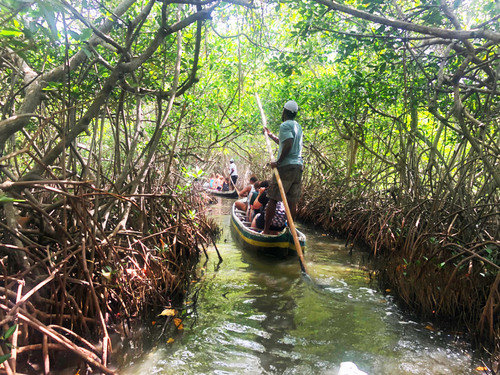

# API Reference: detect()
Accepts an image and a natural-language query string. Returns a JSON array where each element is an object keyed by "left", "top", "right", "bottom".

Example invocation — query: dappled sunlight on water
[{"left": 121, "top": 198, "right": 482, "bottom": 375}]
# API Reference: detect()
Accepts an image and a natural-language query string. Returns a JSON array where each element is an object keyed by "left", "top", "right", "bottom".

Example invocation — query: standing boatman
[
  {"left": 262, "top": 100, "right": 303, "bottom": 235},
  {"left": 229, "top": 158, "right": 238, "bottom": 187}
]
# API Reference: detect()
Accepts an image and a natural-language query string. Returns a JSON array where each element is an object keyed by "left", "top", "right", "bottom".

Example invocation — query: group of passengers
[
  {"left": 236, "top": 175, "right": 287, "bottom": 234},
  {"left": 205, "top": 158, "right": 238, "bottom": 192},
  {"left": 207, "top": 99, "right": 303, "bottom": 236},
  {"left": 206, "top": 173, "right": 231, "bottom": 191}
]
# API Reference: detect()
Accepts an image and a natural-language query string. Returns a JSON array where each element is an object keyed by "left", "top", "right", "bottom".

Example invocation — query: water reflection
[
  {"left": 121, "top": 198, "right": 481, "bottom": 374},
  {"left": 240, "top": 251, "right": 301, "bottom": 373}
]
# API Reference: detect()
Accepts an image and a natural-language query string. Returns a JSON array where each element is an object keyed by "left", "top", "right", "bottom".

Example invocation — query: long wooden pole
[
  {"left": 229, "top": 174, "right": 240, "bottom": 196},
  {"left": 255, "top": 93, "right": 307, "bottom": 273}
]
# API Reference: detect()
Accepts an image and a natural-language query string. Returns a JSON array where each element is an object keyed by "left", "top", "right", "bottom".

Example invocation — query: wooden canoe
[
  {"left": 230, "top": 200, "right": 306, "bottom": 257},
  {"left": 205, "top": 188, "right": 239, "bottom": 198}
]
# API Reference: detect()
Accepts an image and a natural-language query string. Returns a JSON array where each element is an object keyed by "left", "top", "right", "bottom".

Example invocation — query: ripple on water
[
  {"left": 212, "top": 349, "right": 264, "bottom": 374},
  {"left": 248, "top": 314, "right": 267, "bottom": 321},
  {"left": 221, "top": 321, "right": 271, "bottom": 339}
]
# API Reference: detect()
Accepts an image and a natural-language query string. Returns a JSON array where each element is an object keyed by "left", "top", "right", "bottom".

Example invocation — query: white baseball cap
[
  {"left": 230, "top": 158, "right": 234, "bottom": 162},
  {"left": 284, "top": 100, "right": 298, "bottom": 113}
]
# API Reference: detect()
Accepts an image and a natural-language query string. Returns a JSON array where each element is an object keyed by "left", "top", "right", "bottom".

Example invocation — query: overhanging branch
[{"left": 313, "top": 0, "right": 500, "bottom": 43}]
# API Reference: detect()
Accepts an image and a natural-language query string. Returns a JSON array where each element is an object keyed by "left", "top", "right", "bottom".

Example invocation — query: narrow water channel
[{"left": 122, "top": 198, "right": 482, "bottom": 374}]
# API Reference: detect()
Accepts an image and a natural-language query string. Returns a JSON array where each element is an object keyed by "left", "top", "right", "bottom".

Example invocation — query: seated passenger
[
  {"left": 222, "top": 177, "right": 230, "bottom": 191},
  {"left": 209, "top": 174, "right": 216, "bottom": 189},
  {"left": 246, "top": 181, "right": 261, "bottom": 221},
  {"left": 215, "top": 174, "right": 224, "bottom": 190},
  {"left": 250, "top": 181, "right": 286, "bottom": 232},
  {"left": 249, "top": 180, "right": 268, "bottom": 215},
  {"left": 238, "top": 176, "right": 258, "bottom": 198},
  {"left": 235, "top": 176, "right": 259, "bottom": 211}
]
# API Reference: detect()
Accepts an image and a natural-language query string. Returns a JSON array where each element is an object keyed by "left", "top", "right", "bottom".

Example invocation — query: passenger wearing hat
[
  {"left": 229, "top": 158, "right": 238, "bottom": 187},
  {"left": 262, "top": 100, "right": 303, "bottom": 235}
]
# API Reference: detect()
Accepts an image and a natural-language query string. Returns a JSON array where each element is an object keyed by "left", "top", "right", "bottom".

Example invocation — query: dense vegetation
[{"left": 0, "top": 0, "right": 498, "bottom": 372}]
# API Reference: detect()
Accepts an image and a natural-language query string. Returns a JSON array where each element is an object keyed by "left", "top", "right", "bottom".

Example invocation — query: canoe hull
[
  {"left": 230, "top": 201, "right": 306, "bottom": 258},
  {"left": 205, "top": 188, "right": 238, "bottom": 198}
]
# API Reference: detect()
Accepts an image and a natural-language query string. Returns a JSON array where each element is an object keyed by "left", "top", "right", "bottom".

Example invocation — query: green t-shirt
[
  {"left": 278, "top": 120, "right": 303, "bottom": 166},
  {"left": 249, "top": 190, "right": 259, "bottom": 206}
]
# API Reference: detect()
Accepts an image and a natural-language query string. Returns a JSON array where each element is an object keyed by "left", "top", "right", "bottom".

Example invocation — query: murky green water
[{"left": 121, "top": 199, "right": 481, "bottom": 374}]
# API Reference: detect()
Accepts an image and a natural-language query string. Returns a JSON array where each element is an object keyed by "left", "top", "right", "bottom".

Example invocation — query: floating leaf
[
  {"left": 424, "top": 324, "right": 435, "bottom": 331},
  {"left": 476, "top": 366, "right": 488, "bottom": 371},
  {"left": 158, "top": 308, "right": 176, "bottom": 317},
  {"left": 167, "top": 338, "right": 174, "bottom": 344}
]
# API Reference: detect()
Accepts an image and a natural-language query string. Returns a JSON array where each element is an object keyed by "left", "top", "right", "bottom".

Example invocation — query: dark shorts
[
  {"left": 231, "top": 175, "right": 238, "bottom": 185},
  {"left": 267, "top": 164, "right": 303, "bottom": 203}
]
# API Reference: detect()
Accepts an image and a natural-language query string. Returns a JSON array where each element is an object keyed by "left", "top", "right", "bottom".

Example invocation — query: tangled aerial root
[
  {"left": 0, "top": 181, "right": 217, "bottom": 374},
  {"left": 298, "top": 178, "right": 499, "bottom": 366}
]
